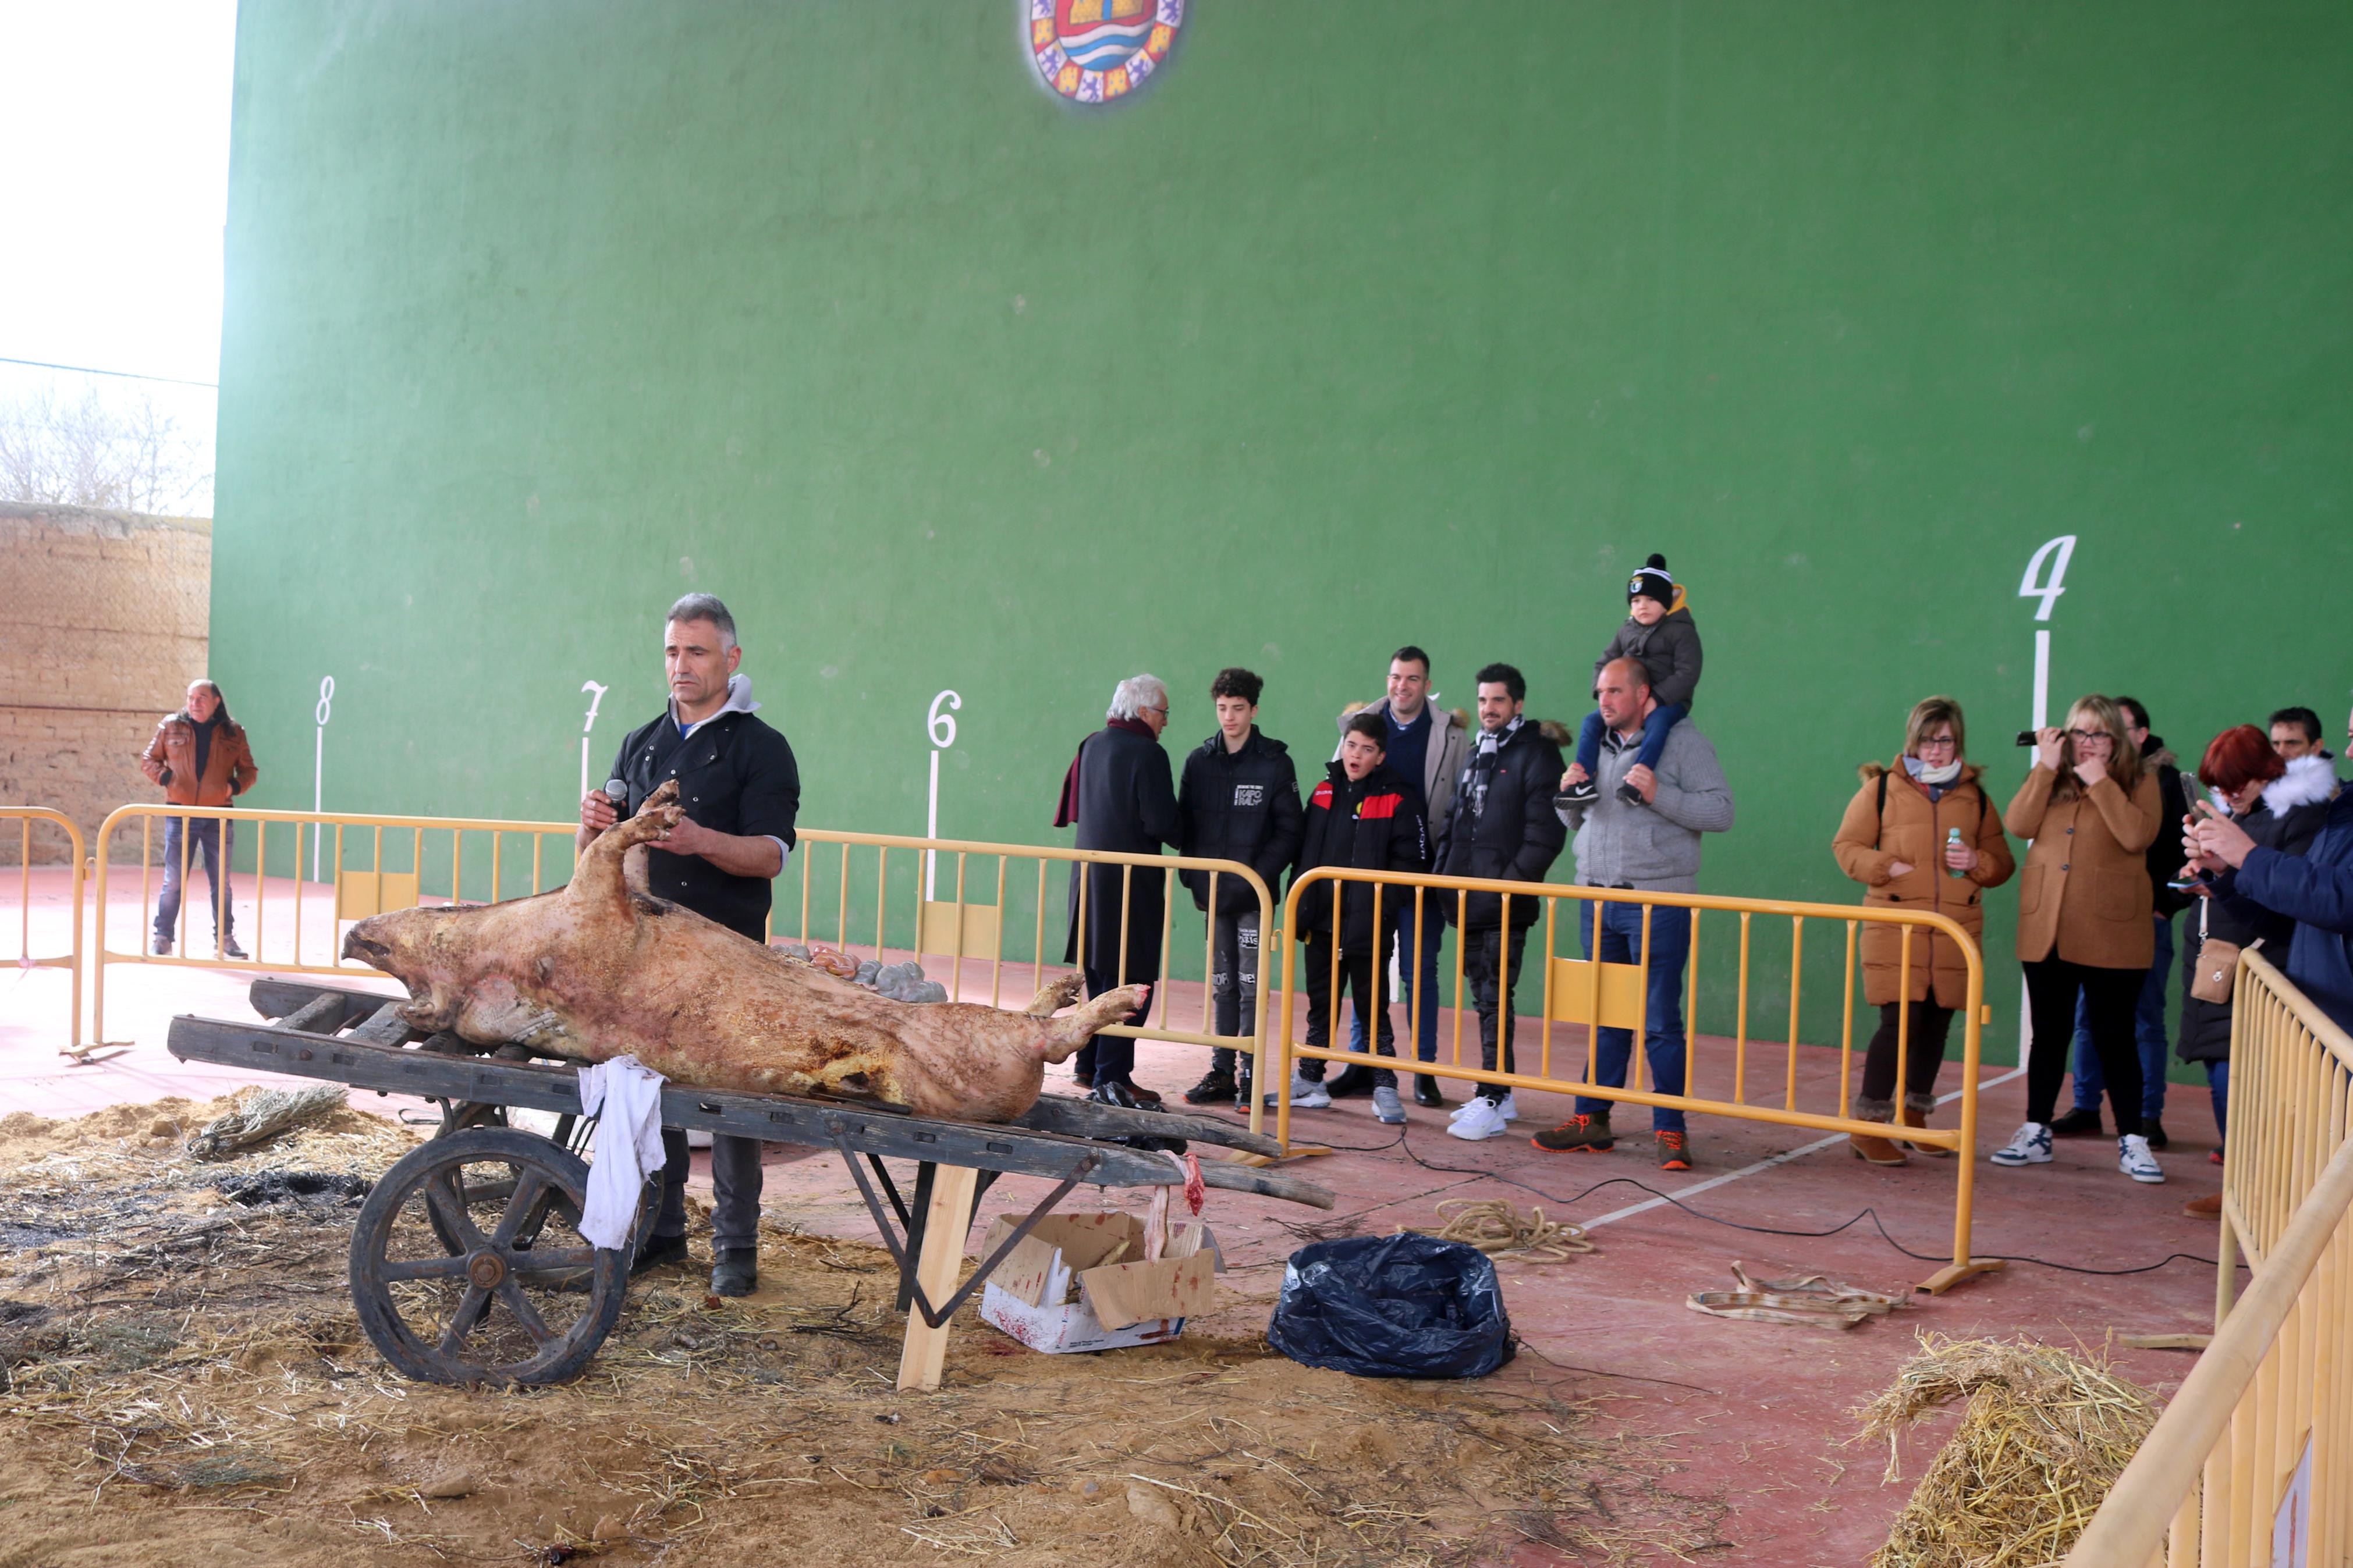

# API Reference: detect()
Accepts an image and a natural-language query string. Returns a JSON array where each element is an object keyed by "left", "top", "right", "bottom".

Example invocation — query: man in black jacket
[
  {"left": 579, "top": 594, "right": 801, "bottom": 1297},
  {"left": 2053, "top": 696, "right": 2191, "bottom": 1146},
  {"left": 1288, "top": 713, "right": 1431, "bottom": 1125},
  {"left": 1177, "top": 668, "right": 1304, "bottom": 1106},
  {"left": 1056, "top": 674, "right": 1181, "bottom": 1106},
  {"left": 1435, "top": 663, "right": 1568, "bottom": 1142}
]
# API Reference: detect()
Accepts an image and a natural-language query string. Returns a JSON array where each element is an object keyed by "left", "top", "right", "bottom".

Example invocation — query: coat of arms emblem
[{"left": 1028, "top": 0, "right": 1184, "bottom": 104}]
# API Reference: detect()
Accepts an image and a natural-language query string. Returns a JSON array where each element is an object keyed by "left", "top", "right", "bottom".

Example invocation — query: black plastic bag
[{"left": 1266, "top": 1233, "right": 1514, "bottom": 1379}]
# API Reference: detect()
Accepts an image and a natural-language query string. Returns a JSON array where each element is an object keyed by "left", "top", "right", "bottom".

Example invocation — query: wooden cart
[{"left": 168, "top": 978, "right": 1332, "bottom": 1391}]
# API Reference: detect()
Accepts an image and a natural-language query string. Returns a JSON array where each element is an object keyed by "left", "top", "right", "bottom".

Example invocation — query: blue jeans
[
  {"left": 1576, "top": 702, "right": 1690, "bottom": 777},
  {"left": 155, "top": 815, "right": 236, "bottom": 945},
  {"left": 2070, "top": 914, "right": 2174, "bottom": 1119},
  {"left": 1573, "top": 901, "right": 1691, "bottom": 1132},
  {"left": 1346, "top": 898, "right": 1443, "bottom": 1064},
  {"left": 2208, "top": 1058, "right": 2230, "bottom": 1143}
]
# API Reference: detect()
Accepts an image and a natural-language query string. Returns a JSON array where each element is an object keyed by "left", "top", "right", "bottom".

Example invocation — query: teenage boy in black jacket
[
  {"left": 1286, "top": 713, "right": 1431, "bottom": 1125},
  {"left": 1177, "top": 668, "right": 1305, "bottom": 1105},
  {"left": 1435, "top": 663, "right": 1568, "bottom": 1142}
]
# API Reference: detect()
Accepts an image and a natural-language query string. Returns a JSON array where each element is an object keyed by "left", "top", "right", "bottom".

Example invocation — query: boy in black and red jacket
[{"left": 1287, "top": 712, "right": 1432, "bottom": 1125}]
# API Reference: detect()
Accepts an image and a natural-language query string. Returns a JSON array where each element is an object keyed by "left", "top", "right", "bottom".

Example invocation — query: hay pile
[{"left": 1856, "top": 1333, "right": 2160, "bottom": 1568}]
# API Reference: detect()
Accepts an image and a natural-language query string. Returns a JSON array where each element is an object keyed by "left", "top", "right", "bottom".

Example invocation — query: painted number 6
[{"left": 927, "top": 690, "right": 961, "bottom": 750}]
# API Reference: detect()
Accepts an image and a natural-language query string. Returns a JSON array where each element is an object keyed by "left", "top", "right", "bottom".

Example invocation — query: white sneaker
[
  {"left": 1989, "top": 1122, "right": 2053, "bottom": 1167},
  {"left": 2119, "top": 1134, "right": 2166, "bottom": 1184},
  {"left": 1448, "top": 1091, "right": 1516, "bottom": 1123},
  {"left": 1445, "top": 1097, "right": 1511, "bottom": 1141},
  {"left": 1289, "top": 1073, "right": 1331, "bottom": 1110}
]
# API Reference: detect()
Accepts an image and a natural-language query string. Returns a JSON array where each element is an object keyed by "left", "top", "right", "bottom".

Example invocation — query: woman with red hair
[{"left": 2175, "top": 726, "right": 2334, "bottom": 1213}]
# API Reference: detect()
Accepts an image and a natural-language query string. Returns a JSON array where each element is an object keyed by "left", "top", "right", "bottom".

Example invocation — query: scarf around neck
[{"left": 1905, "top": 755, "right": 1962, "bottom": 788}]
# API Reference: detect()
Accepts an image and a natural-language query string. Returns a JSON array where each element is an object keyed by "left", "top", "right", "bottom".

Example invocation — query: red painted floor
[{"left": 1, "top": 872, "right": 2230, "bottom": 1562}]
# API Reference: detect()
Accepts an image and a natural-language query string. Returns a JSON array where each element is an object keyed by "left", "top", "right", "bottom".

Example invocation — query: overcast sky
[{"left": 0, "top": 1, "right": 237, "bottom": 385}]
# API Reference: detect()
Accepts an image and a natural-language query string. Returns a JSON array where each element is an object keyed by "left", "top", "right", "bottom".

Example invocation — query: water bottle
[{"left": 1944, "top": 826, "right": 1965, "bottom": 877}]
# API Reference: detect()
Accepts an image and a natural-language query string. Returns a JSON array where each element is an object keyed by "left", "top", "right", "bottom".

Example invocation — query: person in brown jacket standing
[
  {"left": 138, "top": 680, "right": 260, "bottom": 957},
  {"left": 1832, "top": 697, "right": 2014, "bottom": 1164},
  {"left": 1991, "top": 694, "right": 2164, "bottom": 1182}
]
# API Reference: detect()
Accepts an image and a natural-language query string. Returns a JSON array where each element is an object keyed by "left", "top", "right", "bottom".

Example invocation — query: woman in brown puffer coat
[
  {"left": 1832, "top": 697, "right": 2014, "bottom": 1164},
  {"left": 1993, "top": 694, "right": 2166, "bottom": 1183}
]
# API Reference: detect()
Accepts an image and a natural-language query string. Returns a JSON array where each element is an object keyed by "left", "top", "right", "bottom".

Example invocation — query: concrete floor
[{"left": 2, "top": 866, "right": 2233, "bottom": 1562}]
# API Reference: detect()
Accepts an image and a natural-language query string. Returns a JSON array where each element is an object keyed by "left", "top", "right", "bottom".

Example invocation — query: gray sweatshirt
[{"left": 1555, "top": 716, "right": 1736, "bottom": 891}]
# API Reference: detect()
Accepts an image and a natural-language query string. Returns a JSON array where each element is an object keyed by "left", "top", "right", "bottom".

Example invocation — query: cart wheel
[{"left": 350, "top": 1126, "right": 626, "bottom": 1385}]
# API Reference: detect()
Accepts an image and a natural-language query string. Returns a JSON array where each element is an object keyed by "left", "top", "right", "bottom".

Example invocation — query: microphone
[{"left": 605, "top": 779, "right": 630, "bottom": 822}]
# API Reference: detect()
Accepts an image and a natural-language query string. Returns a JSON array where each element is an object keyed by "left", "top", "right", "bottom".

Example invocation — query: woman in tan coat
[
  {"left": 1992, "top": 694, "right": 2165, "bottom": 1182},
  {"left": 1832, "top": 697, "right": 2014, "bottom": 1165}
]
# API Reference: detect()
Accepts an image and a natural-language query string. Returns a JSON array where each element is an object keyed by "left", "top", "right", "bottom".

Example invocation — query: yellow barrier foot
[{"left": 1914, "top": 1257, "right": 2007, "bottom": 1295}]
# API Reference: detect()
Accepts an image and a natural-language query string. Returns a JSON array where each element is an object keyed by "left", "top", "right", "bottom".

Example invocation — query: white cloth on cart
[{"left": 577, "top": 1055, "right": 666, "bottom": 1251}]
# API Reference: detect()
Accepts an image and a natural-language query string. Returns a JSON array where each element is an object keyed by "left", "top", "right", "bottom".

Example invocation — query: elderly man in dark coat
[{"left": 1055, "top": 673, "right": 1181, "bottom": 1105}]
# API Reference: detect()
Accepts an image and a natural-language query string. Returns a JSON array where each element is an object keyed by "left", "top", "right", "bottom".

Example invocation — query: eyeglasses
[
  {"left": 2068, "top": 729, "right": 2111, "bottom": 744},
  {"left": 1915, "top": 736, "right": 1958, "bottom": 752}
]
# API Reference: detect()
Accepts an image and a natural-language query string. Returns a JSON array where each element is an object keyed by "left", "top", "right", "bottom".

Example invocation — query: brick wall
[{"left": 0, "top": 502, "right": 211, "bottom": 864}]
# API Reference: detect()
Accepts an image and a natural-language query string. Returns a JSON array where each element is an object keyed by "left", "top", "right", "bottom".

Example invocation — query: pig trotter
[
  {"left": 1037, "top": 983, "right": 1150, "bottom": 1064},
  {"left": 1023, "top": 972, "right": 1086, "bottom": 1018}
]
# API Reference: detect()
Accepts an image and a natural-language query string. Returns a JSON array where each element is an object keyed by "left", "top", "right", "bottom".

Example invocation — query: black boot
[
  {"left": 630, "top": 1231, "right": 689, "bottom": 1277},
  {"left": 1413, "top": 1073, "right": 1446, "bottom": 1108},
  {"left": 1325, "top": 1064, "right": 1377, "bottom": 1099},
  {"left": 712, "top": 1247, "right": 759, "bottom": 1297},
  {"left": 2049, "top": 1107, "right": 2103, "bottom": 1137}
]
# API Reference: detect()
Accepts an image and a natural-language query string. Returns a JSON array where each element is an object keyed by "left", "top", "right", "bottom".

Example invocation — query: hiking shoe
[
  {"left": 2119, "top": 1134, "right": 2165, "bottom": 1185},
  {"left": 218, "top": 937, "right": 247, "bottom": 960},
  {"left": 151, "top": 935, "right": 173, "bottom": 957},
  {"left": 1655, "top": 1130, "right": 1692, "bottom": 1171},
  {"left": 1289, "top": 1073, "right": 1332, "bottom": 1110},
  {"left": 2144, "top": 1119, "right": 2169, "bottom": 1151},
  {"left": 1450, "top": 1091, "right": 1516, "bottom": 1123},
  {"left": 1556, "top": 777, "right": 1598, "bottom": 807},
  {"left": 630, "top": 1231, "right": 690, "bottom": 1278},
  {"left": 711, "top": 1247, "right": 759, "bottom": 1297},
  {"left": 1445, "top": 1096, "right": 1512, "bottom": 1142},
  {"left": 2048, "top": 1107, "right": 2103, "bottom": 1137},
  {"left": 1183, "top": 1070, "right": 1237, "bottom": 1105},
  {"left": 1412, "top": 1074, "right": 1446, "bottom": 1108},
  {"left": 1531, "top": 1114, "right": 1615, "bottom": 1154},
  {"left": 1371, "top": 1086, "right": 1406, "bottom": 1125},
  {"left": 1990, "top": 1122, "right": 2054, "bottom": 1167}
]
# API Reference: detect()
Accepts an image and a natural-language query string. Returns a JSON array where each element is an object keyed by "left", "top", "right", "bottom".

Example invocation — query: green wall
[{"left": 214, "top": 3, "right": 2353, "bottom": 1062}]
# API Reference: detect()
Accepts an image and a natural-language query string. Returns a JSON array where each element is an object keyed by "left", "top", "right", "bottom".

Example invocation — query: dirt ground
[{"left": 0, "top": 1097, "right": 1730, "bottom": 1567}]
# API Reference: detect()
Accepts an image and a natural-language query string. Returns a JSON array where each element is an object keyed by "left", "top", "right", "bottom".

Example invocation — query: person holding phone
[{"left": 1992, "top": 695, "right": 2165, "bottom": 1183}]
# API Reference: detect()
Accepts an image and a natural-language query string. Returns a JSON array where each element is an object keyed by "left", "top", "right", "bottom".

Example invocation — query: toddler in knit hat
[{"left": 1560, "top": 554, "right": 1704, "bottom": 806}]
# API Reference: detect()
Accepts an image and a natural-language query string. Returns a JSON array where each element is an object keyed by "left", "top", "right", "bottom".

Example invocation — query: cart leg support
[{"left": 896, "top": 1165, "right": 978, "bottom": 1393}]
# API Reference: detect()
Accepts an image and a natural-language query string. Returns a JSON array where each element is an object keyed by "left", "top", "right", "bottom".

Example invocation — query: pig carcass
[{"left": 340, "top": 782, "right": 1149, "bottom": 1122}]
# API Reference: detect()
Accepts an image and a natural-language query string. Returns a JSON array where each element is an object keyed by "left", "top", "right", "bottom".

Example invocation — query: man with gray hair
[
  {"left": 580, "top": 593, "right": 801, "bottom": 1295},
  {"left": 1054, "top": 673, "right": 1180, "bottom": 1107}
]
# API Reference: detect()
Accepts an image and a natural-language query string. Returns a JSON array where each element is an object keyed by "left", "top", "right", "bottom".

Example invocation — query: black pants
[
  {"left": 2024, "top": 958, "right": 2149, "bottom": 1135},
  {"left": 1071, "top": 963, "right": 1140, "bottom": 1084},
  {"left": 1461, "top": 924, "right": 1531, "bottom": 1104},
  {"left": 1858, "top": 1001, "right": 1957, "bottom": 1110},
  {"left": 651, "top": 1129, "right": 764, "bottom": 1253},
  {"left": 1206, "top": 910, "right": 1261, "bottom": 1075},
  {"left": 1303, "top": 933, "right": 1397, "bottom": 1089}
]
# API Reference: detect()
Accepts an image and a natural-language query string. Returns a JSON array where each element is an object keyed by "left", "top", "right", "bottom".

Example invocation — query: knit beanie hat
[{"left": 1627, "top": 553, "right": 1676, "bottom": 606}]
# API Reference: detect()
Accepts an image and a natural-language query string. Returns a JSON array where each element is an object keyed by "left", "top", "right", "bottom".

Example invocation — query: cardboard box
[{"left": 977, "top": 1211, "right": 1218, "bottom": 1354}]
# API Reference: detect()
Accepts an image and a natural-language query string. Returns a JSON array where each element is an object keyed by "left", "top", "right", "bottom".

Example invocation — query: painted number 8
[
  {"left": 927, "top": 689, "right": 961, "bottom": 750},
  {"left": 315, "top": 675, "right": 336, "bottom": 727}
]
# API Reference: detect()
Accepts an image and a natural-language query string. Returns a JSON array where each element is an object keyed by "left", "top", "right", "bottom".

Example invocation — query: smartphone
[{"left": 2015, "top": 730, "right": 2038, "bottom": 748}]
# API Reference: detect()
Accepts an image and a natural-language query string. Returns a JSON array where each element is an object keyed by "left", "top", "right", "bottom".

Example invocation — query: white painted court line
[{"left": 1580, "top": 1064, "right": 2027, "bottom": 1230}]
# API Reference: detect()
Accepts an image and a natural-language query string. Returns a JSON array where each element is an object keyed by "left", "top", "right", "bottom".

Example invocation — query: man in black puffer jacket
[
  {"left": 1177, "top": 668, "right": 1305, "bottom": 1105},
  {"left": 1286, "top": 713, "right": 1431, "bottom": 1126},
  {"left": 1435, "top": 662, "right": 1570, "bottom": 1142}
]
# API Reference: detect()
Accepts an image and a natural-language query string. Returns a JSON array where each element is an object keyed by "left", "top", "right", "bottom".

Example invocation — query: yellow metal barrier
[
  {"left": 3, "top": 808, "right": 87, "bottom": 1048},
  {"left": 91, "top": 803, "right": 583, "bottom": 1041},
  {"left": 1274, "top": 866, "right": 2001, "bottom": 1293},
  {"left": 787, "top": 829, "right": 1276, "bottom": 1132},
  {"left": 90, "top": 805, "right": 1276, "bottom": 1129},
  {"left": 2065, "top": 950, "right": 2353, "bottom": 1567}
]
